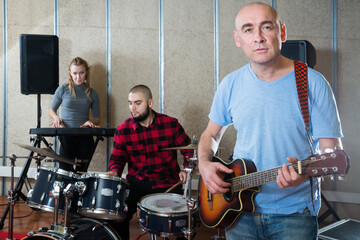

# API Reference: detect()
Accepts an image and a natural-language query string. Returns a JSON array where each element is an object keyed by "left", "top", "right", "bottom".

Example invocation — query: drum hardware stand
[
  {"left": 183, "top": 142, "right": 198, "bottom": 240},
  {"left": 210, "top": 228, "right": 225, "bottom": 240},
  {"left": 63, "top": 183, "right": 77, "bottom": 233},
  {"left": 5, "top": 154, "right": 19, "bottom": 240},
  {"left": 0, "top": 135, "right": 52, "bottom": 230},
  {"left": 50, "top": 182, "right": 61, "bottom": 229}
]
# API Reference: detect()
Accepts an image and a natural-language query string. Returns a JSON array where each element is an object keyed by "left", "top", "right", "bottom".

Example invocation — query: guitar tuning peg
[
  {"left": 334, "top": 146, "right": 342, "bottom": 150},
  {"left": 338, "top": 175, "right": 345, "bottom": 181}
]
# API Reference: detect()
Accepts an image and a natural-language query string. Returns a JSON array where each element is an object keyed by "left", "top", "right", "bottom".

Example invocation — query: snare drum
[
  {"left": 137, "top": 193, "right": 199, "bottom": 237},
  {"left": 78, "top": 173, "right": 128, "bottom": 220},
  {"left": 26, "top": 167, "right": 80, "bottom": 214},
  {"left": 21, "top": 217, "right": 121, "bottom": 240}
]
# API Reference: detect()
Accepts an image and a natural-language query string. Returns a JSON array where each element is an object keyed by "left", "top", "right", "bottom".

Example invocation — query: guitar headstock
[{"left": 303, "top": 149, "right": 350, "bottom": 178}]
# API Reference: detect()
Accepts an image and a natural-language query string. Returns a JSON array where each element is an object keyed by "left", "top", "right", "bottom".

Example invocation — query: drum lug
[
  {"left": 27, "top": 189, "right": 33, "bottom": 198},
  {"left": 117, "top": 184, "right": 121, "bottom": 194},
  {"left": 115, "top": 199, "right": 121, "bottom": 208},
  {"left": 92, "top": 196, "right": 96, "bottom": 208},
  {"left": 168, "top": 218, "right": 172, "bottom": 234},
  {"left": 124, "top": 203, "right": 128, "bottom": 213},
  {"left": 146, "top": 214, "right": 149, "bottom": 228},
  {"left": 78, "top": 199, "right": 83, "bottom": 207},
  {"left": 47, "top": 173, "right": 51, "bottom": 182},
  {"left": 94, "top": 179, "right": 98, "bottom": 190},
  {"left": 40, "top": 192, "right": 45, "bottom": 203}
]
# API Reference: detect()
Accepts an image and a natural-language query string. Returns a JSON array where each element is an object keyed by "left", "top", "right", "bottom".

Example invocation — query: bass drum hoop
[{"left": 21, "top": 218, "right": 121, "bottom": 240}]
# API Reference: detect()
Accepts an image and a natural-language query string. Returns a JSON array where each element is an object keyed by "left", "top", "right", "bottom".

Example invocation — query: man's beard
[{"left": 132, "top": 106, "right": 150, "bottom": 123}]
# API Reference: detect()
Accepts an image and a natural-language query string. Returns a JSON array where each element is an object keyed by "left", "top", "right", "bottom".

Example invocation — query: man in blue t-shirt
[{"left": 198, "top": 2, "right": 343, "bottom": 240}]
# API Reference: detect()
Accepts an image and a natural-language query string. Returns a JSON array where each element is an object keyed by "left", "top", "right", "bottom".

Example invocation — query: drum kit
[
  {"left": 5, "top": 144, "right": 126, "bottom": 240},
  {"left": 4, "top": 138, "right": 215, "bottom": 240}
]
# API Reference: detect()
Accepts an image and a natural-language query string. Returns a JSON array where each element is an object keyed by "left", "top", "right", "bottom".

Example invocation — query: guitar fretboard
[{"left": 228, "top": 156, "right": 325, "bottom": 192}]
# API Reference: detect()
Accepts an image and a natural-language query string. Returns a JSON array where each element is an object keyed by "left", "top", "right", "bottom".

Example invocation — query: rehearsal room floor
[{"left": 0, "top": 196, "right": 222, "bottom": 240}]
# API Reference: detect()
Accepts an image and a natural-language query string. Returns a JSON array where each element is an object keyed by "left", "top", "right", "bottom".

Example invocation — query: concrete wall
[{"left": 0, "top": 0, "right": 359, "bottom": 221}]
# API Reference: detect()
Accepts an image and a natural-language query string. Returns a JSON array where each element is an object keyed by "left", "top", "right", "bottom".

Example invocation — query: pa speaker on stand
[
  {"left": 281, "top": 40, "right": 316, "bottom": 68},
  {"left": 20, "top": 34, "right": 59, "bottom": 95}
]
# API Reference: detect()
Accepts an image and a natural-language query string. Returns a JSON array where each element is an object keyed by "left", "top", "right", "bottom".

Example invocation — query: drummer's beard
[{"left": 132, "top": 106, "right": 150, "bottom": 123}]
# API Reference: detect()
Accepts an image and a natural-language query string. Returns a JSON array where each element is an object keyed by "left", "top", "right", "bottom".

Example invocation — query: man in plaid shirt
[{"left": 107, "top": 84, "right": 193, "bottom": 240}]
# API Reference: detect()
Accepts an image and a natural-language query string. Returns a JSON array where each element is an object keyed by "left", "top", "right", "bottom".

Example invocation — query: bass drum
[{"left": 21, "top": 218, "right": 121, "bottom": 240}]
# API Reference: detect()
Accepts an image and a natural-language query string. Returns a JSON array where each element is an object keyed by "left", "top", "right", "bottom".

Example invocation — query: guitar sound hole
[{"left": 223, "top": 172, "right": 235, "bottom": 201}]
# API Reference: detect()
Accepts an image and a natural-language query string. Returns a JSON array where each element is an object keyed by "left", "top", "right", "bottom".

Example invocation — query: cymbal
[
  {"left": 163, "top": 143, "right": 198, "bottom": 150},
  {"left": 16, "top": 143, "right": 80, "bottom": 166}
]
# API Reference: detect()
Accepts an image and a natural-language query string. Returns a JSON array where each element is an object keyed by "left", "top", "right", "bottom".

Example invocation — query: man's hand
[
  {"left": 179, "top": 171, "right": 187, "bottom": 183},
  {"left": 199, "top": 160, "right": 233, "bottom": 194},
  {"left": 276, "top": 156, "right": 307, "bottom": 189},
  {"left": 105, "top": 171, "right": 119, "bottom": 176}
]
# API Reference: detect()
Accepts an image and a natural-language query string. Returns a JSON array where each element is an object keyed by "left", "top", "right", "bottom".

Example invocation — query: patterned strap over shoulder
[{"left": 294, "top": 60, "right": 310, "bottom": 133}]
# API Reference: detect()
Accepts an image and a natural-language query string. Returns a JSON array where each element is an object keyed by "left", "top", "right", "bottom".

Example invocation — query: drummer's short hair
[{"left": 129, "top": 84, "right": 153, "bottom": 100}]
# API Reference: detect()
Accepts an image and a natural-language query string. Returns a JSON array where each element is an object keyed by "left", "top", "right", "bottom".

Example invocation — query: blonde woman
[{"left": 49, "top": 57, "right": 100, "bottom": 172}]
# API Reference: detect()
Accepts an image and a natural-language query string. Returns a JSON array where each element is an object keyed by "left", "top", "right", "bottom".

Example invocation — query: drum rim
[
  {"left": 80, "top": 173, "right": 127, "bottom": 183},
  {"left": 37, "top": 166, "right": 54, "bottom": 172},
  {"left": 138, "top": 193, "right": 197, "bottom": 216},
  {"left": 69, "top": 217, "right": 122, "bottom": 239},
  {"left": 23, "top": 218, "right": 121, "bottom": 240},
  {"left": 78, "top": 208, "right": 124, "bottom": 220},
  {"left": 26, "top": 200, "right": 65, "bottom": 214}
]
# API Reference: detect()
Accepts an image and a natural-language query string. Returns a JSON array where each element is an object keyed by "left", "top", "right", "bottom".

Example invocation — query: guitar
[{"left": 198, "top": 149, "right": 350, "bottom": 229}]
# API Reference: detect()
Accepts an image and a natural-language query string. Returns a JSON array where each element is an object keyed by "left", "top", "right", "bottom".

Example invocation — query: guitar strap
[{"left": 294, "top": 60, "right": 316, "bottom": 211}]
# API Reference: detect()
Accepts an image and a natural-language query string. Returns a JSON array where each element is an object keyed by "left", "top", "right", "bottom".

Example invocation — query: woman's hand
[
  {"left": 49, "top": 117, "right": 65, "bottom": 128},
  {"left": 80, "top": 120, "right": 99, "bottom": 128}
]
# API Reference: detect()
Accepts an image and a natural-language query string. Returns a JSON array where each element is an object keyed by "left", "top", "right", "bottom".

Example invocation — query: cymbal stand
[
  {"left": 183, "top": 149, "right": 198, "bottom": 240},
  {"left": 0, "top": 135, "right": 52, "bottom": 230},
  {"left": 210, "top": 228, "right": 225, "bottom": 240},
  {"left": 6, "top": 154, "right": 18, "bottom": 240}
]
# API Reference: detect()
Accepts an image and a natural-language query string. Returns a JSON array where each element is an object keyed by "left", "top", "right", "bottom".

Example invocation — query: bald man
[
  {"left": 107, "top": 84, "right": 192, "bottom": 240},
  {"left": 198, "top": 2, "right": 343, "bottom": 239}
]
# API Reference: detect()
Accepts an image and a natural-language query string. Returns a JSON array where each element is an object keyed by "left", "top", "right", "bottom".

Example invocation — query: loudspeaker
[
  {"left": 281, "top": 40, "right": 316, "bottom": 68},
  {"left": 20, "top": 34, "right": 59, "bottom": 95}
]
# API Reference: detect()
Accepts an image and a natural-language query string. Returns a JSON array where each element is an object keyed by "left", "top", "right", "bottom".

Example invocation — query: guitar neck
[
  {"left": 230, "top": 150, "right": 348, "bottom": 192},
  {"left": 231, "top": 164, "right": 290, "bottom": 192}
]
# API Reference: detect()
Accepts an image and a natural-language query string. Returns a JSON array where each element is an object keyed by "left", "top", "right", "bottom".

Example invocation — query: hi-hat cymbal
[
  {"left": 16, "top": 143, "right": 80, "bottom": 166},
  {"left": 163, "top": 143, "right": 198, "bottom": 150}
]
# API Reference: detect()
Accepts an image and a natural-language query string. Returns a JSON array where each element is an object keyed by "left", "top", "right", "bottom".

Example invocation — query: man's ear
[
  {"left": 281, "top": 23, "right": 287, "bottom": 42},
  {"left": 148, "top": 98, "right": 154, "bottom": 108},
  {"left": 234, "top": 30, "right": 241, "bottom": 48}
]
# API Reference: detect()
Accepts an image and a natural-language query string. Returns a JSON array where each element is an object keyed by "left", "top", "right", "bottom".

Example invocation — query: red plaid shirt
[{"left": 109, "top": 111, "right": 193, "bottom": 189}]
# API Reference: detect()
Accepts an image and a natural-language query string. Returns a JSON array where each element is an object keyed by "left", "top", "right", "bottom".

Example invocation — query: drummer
[{"left": 106, "top": 84, "right": 193, "bottom": 240}]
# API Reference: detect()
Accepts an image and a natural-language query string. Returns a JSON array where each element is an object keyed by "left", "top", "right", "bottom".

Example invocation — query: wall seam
[
  {"left": 1, "top": 0, "right": 7, "bottom": 196},
  {"left": 159, "top": 0, "right": 164, "bottom": 113},
  {"left": 106, "top": 0, "right": 111, "bottom": 170},
  {"left": 214, "top": 0, "right": 219, "bottom": 92}
]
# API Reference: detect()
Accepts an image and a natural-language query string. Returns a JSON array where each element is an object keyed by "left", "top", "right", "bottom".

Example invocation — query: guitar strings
[{"left": 225, "top": 156, "right": 333, "bottom": 192}]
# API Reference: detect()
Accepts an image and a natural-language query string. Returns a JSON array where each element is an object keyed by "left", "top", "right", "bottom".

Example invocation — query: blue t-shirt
[
  {"left": 209, "top": 63, "right": 343, "bottom": 215},
  {"left": 51, "top": 84, "right": 100, "bottom": 128}
]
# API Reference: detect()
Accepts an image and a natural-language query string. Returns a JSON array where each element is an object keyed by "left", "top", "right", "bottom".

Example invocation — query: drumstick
[{"left": 165, "top": 181, "right": 182, "bottom": 193}]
